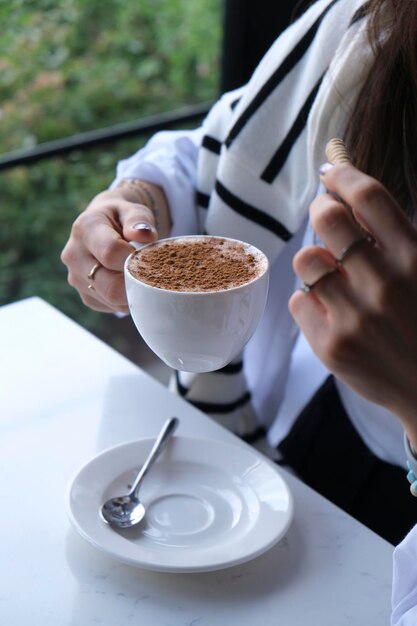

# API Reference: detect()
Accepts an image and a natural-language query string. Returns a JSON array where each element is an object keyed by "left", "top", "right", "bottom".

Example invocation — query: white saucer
[{"left": 67, "top": 436, "right": 293, "bottom": 573}]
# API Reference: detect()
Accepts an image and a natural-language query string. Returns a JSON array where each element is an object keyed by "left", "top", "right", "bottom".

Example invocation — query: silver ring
[
  {"left": 336, "top": 234, "right": 374, "bottom": 265},
  {"left": 299, "top": 267, "right": 338, "bottom": 294},
  {"left": 300, "top": 282, "right": 312, "bottom": 294}
]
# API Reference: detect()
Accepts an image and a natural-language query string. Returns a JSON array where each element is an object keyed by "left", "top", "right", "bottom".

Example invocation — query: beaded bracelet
[{"left": 404, "top": 432, "right": 417, "bottom": 497}]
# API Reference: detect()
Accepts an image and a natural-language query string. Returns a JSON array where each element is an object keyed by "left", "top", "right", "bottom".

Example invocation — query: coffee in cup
[{"left": 124, "top": 235, "right": 269, "bottom": 372}]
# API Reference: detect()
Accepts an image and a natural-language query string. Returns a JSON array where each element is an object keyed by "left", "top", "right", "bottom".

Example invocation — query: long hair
[{"left": 345, "top": 0, "right": 417, "bottom": 213}]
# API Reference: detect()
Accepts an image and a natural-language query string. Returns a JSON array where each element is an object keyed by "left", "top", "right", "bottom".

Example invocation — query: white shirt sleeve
[
  {"left": 391, "top": 523, "right": 417, "bottom": 625},
  {"left": 110, "top": 127, "right": 204, "bottom": 237}
]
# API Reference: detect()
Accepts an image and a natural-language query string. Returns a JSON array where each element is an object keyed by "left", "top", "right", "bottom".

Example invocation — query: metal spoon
[{"left": 100, "top": 417, "right": 179, "bottom": 529}]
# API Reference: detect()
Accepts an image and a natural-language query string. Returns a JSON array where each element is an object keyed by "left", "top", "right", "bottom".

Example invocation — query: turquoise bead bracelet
[
  {"left": 404, "top": 433, "right": 417, "bottom": 497},
  {"left": 406, "top": 462, "right": 417, "bottom": 497}
]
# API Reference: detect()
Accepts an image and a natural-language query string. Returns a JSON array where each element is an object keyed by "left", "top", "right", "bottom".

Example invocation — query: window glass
[{"left": 0, "top": 0, "right": 221, "bottom": 362}]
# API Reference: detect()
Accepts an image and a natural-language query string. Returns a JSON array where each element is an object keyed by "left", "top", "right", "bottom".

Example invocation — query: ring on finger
[
  {"left": 87, "top": 283, "right": 96, "bottom": 291},
  {"left": 87, "top": 261, "right": 102, "bottom": 282},
  {"left": 300, "top": 267, "right": 339, "bottom": 294},
  {"left": 336, "top": 233, "right": 375, "bottom": 265}
]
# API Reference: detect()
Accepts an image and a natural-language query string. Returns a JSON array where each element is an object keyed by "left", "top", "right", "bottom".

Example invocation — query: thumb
[{"left": 120, "top": 201, "right": 158, "bottom": 244}]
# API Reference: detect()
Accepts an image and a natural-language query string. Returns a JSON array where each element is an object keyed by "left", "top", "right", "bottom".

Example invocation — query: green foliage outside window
[{"left": 0, "top": 0, "right": 221, "bottom": 358}]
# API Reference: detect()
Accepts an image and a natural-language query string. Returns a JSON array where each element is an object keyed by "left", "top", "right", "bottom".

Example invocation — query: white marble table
[{"left": 1, "top": 297, "right": 393, "bottom": 625}]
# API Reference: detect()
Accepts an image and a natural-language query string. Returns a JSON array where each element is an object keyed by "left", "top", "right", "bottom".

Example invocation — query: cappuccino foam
[{"left": 127, "top": 236, "right": 267, "bottom": 292}]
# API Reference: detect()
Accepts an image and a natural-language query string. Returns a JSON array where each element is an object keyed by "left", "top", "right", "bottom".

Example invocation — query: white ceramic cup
[{"left": 124, "top": 235, "right": 269, "bottom": 373}]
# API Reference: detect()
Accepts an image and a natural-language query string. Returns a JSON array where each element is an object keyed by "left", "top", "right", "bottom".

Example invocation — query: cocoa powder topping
[{"left": 128, "top": 237, "right": 266, "bottom": 292}]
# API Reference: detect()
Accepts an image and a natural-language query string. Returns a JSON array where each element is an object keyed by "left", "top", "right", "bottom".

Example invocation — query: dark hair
[{"left": 345, "top": 0, "right": 417, "bottom": 214}]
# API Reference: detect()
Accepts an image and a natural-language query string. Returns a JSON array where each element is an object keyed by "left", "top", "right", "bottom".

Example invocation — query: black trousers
[{"left": 278, "top": 376, "right": 417, "bottom": 545}]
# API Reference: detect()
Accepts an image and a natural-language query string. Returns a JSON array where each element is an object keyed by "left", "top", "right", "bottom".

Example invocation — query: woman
[{"left": 61, "top": 0, "right": 417, "bottom": 548}]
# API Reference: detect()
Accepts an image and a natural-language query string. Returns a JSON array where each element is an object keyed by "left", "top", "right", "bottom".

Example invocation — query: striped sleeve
[
  {"left": 196, "top": 0, "right": 370, "bottom": 263},
  {"left": 183, "top": 0, "right": 371, "bottom": 437}
]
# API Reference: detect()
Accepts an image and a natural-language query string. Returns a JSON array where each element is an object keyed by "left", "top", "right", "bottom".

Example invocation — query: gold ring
[
  {"left": 87, "top": 283, "right": 95, "bottom": 291},
  {"left": 87, "top": 261, "right": 102, "bottom": 282}
]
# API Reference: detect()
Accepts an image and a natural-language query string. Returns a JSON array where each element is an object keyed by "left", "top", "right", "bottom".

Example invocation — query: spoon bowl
[
  {"left": 101, "top": 495, "right": 145, "bottom": 529},
  {"left": 100, "top": 417, "right": 179, "bottom": 529}
]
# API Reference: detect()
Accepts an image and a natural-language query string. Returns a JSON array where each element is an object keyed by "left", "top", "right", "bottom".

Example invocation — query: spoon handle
[{"left": 128, "top": 417, "right": 179, "bottom": 497}]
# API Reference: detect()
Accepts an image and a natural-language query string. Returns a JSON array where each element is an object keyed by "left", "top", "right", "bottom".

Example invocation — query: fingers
[
  {"left": 289, "top": 160, "right": 417, "bottom": 421},
  {"left": 61, "top": 230, "right": 128, "bottom": 309},
  {"left": 71, "top": 212, "right": 134, "bottom": 271},
  {"left": 308, "top": 192, "right": 381, "bottom": 293},
  {"left": 291, "top": 184, "right": 379, "bottom": 344},
  {"left": 78, "top": 199, "right": 157, "bottom": 271},
  {"left": 292, "top": 243, "right": 362, "bottom": 313},
  {"left": 121, "top": 202, "right": 158, "bottom": 243},
  {"left": 69, "top": 259, "right": 129, "bottom": 312},
  {"left": 80, "top": 291, "right": 117, "bottom": 314},
  {"left": 309, "top": 193, "right": 374, "bottom": 263},
  {"left": 293, "top": 245, "right": 337, "bottom": 288},
  {"left": 61, "top": 188, "right": 160, "bottom": 312},
  {"left": 320, "top": 163, "right": 416, "bottom": 252},
  {"left": 289, "top": 287, "right": 328, "bottom": 341}
]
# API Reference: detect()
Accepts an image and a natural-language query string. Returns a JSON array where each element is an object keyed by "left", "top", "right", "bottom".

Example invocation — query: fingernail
[
  {"left": 319, "top": 162, "right": 334, "bottom": 176},
  {"left": 132, "top": 222, "right": 153, "bottom": 232}
]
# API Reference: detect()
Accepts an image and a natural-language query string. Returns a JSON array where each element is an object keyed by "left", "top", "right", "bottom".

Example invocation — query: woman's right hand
[
  {"left": 289, "top": 163, "right": 417, "bottom": 449},
  {"left": 61, "top": 181, "right": 169, "bottom": 314}
]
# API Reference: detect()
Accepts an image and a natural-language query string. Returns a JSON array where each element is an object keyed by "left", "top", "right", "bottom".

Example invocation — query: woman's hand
[
  {"left": 289, "top": 164, "right": 417, "bottom": 448},
  {"left": 61, "top": 180, "right": 170, "bottom": 314}
]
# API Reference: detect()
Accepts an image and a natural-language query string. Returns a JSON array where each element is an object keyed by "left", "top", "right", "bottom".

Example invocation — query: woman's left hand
[{"left": 289, "top": 163, "right": 417, "bottom": 447}]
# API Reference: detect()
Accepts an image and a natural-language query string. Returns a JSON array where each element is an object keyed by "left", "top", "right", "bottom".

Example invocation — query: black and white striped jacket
[{"left": 172, "top": 0, "right": 376, "bottom": 447}]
